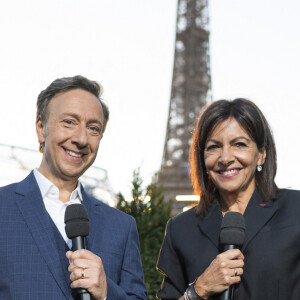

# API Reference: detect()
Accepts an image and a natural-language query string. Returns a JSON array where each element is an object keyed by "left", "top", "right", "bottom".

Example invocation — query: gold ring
[
  {"left": 234, "top": 268, "right": 237, "bottom": 277},
  {"left": 81, "top": 269, "right": 85, "bottom": 278}
]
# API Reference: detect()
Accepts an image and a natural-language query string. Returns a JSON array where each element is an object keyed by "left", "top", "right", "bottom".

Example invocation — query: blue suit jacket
[{"left": 0, "top": 172, "right": 147, "bottom": 299}]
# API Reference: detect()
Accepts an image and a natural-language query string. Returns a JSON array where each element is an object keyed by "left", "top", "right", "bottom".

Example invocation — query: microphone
[
  {"left": 65, "top": 204, "right": 91, "bottom": 300},
  {"left": 219, "top": 212, "right": 245, "bottom": 300}
]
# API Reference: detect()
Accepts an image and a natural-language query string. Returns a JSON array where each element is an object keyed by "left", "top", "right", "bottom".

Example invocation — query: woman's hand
[{"left": 194, "top": 249, "right": 244, "bottom": 299}]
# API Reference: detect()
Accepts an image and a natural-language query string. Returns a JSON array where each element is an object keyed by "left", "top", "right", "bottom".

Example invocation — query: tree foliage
[{"left": 116, "top": 169, "right": 172, "bottom": 299}]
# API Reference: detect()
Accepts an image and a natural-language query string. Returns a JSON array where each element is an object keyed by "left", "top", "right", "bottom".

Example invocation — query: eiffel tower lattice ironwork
[{"left": 157, "top": 0, "right": 211, "bottom": 211}]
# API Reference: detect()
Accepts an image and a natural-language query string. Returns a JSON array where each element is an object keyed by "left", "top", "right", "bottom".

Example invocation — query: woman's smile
[
  {"left": 217, "top": 168, "right": 241, "bottom": 178},
  {"left": 204, "top": 118, "right": 265, "bottom": 201}
]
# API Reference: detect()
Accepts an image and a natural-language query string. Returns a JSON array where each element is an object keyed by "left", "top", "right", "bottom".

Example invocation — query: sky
[{"left": 0, "top": 0, "right": 299, "bottom": 197}]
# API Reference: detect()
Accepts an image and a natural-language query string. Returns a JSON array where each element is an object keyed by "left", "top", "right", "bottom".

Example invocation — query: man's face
[{"left": 36, "top": 89, "right": 104, "bottom": 184}]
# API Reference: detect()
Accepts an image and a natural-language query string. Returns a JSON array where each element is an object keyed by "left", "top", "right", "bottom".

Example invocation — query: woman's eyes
[
  {"left": 205, "top": 144, "right": 219, "bottom": 151},
  {"left": 235, "top": 142, "right": 247, "bottom": 148},
  {"left": 205, "top": 142, "right": 247, "bottom": 151}
]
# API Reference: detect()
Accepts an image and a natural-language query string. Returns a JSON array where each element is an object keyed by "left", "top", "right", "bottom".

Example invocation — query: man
[{"left": 0, "top": 75, "right": 147, "bottom": 299}]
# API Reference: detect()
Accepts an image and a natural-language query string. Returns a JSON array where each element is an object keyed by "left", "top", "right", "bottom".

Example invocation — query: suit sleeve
[
  {"left": 156, "top": 219, "right": 186, "bottom": 300},
  {"left": 106, "top": 217, "right": 147, "bottom": 300}
]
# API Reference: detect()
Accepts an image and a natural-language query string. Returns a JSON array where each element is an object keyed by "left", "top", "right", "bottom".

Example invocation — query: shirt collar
[{"left": 33, "top": 169, "right": 83, "bottom": 202}]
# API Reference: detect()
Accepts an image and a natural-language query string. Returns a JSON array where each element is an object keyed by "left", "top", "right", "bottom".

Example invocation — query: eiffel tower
[{"left": 157, "top": 0, "right": 211, "bottom": 213}]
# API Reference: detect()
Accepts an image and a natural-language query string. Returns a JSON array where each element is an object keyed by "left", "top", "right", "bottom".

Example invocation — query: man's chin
[
  {"left": 60, "top": 160, "right": 94, "bottom": 180},
  {"left": 61, "top": 169, "right": 86, "bottom": 181}
]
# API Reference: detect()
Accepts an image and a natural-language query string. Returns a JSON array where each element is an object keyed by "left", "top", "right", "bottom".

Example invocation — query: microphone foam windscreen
[
  {"left": 65, "top": 204, "right": 90, "bottom": 239},
  {"left": 220, "top": 212, "right": 245, "bottom": 246}
]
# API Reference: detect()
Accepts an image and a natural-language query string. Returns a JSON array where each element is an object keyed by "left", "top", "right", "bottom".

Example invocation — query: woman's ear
[{"left": 258, "top": 147, "right": 266, "bottom": 166}]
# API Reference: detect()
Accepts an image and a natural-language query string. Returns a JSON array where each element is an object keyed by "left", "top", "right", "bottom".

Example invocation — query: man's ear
[
  {"left": 258, "top": 147, "right": 266, "bottom": 166},
  {"left": 36, "top": 116, "right": 46, "bottom": 152}
]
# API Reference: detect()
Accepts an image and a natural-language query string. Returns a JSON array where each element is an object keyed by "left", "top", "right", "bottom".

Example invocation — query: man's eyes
[
  {"left": 88, "top": 126, "right": 102, "bottom": 135},
  {"left": 63, "top": 119, "right": 75, "bottom": 126},
  {"left": 62, "top": 120, "right": 102, "bottom": 135}
]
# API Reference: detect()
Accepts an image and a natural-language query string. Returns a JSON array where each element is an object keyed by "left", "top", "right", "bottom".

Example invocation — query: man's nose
[{"left": 71, "top": 125, "right": 88, "bottom": 147}]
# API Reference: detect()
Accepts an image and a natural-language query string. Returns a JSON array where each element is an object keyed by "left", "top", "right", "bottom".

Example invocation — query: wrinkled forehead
[{"left": 47, "top": 89, "right": 103, "bottom": 122}]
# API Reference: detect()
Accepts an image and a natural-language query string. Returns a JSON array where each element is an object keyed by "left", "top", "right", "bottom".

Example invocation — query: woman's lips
[{"left": 218, "top": 168, "right": 241, "bottom": 178}]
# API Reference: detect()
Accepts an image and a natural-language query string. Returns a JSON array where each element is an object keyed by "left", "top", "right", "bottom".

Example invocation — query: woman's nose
[{"left": 218, "top": 146, "right": 234, "bottom": 166}]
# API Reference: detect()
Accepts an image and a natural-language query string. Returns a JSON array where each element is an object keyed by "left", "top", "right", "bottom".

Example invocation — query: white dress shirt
[{"left": 33, "top": 169, "right": 82, "bottom": 245}]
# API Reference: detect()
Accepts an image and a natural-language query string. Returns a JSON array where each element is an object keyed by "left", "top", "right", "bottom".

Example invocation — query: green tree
[{"left": 116, "top": 169, "right": 172, "bottom": 299}]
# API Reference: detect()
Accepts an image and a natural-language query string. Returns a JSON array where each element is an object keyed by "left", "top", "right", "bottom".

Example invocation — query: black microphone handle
[
  {"left": 71, "top": 236, "right": 88, "bottom": 251},
  {"left": 219, "top": 245, "right": 236, "bottom": 300},
  {"left": 71, "top": 236, "right": 91, "bottom": 300},
  {"left": 76, "top": 289, "right": 92, "bottom": 300},
  {"left": 223, "top": 244, "right": 235, "bottom": 252}
]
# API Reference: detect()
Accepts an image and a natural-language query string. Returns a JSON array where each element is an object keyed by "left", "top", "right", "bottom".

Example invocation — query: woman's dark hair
[
  {"left": 189, "top": 98, "right": 277, "bottom": 216},
  {"left": 36, "top": 75, "right": 109, "bottom": 132}
]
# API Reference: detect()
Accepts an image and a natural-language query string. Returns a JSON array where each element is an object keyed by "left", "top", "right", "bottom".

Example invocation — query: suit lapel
[
  {"left": 242, "top": 190, "right": 278, "bottom": 251},
  {"left": 15, "top": 172, "right": 72, "bottom": 300},
  {"left": 196, "top": 191, "right": 278, "bottom": 252},
  {"left": 197, "top": 200, "right": 223, "bottom": 249},
  {"left": 81, "top": 187, "right": 104, "bottom": 253}
]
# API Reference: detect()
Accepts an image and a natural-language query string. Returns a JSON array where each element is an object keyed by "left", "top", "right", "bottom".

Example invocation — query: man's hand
[{"left": 66, "top": 249, "right": 107, "bottom": 300}]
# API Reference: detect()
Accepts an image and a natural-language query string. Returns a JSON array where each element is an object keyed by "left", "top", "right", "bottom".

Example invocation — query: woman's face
[{"left": 204, "top": 118, "right": 266, "bottom": 200}]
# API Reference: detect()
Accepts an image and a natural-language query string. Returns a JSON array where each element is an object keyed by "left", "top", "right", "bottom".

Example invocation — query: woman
[{"left": 157, "top": 98, "right": 300, "bottom": 300}]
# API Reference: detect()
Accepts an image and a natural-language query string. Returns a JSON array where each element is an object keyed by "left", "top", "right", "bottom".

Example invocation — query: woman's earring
[{"left": 257, "top": 165, "right": 262, "bottom": 172}]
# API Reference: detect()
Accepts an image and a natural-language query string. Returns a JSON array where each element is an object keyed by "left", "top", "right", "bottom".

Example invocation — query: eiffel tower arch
[{"left": 157, "top": 0, "right": 212, "bottom": 213}]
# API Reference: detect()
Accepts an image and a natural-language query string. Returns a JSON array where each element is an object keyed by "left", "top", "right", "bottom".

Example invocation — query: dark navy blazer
[
  {"left": 0, "top": 172, "right": 147, "bottom": 299},
  {"left": 157, "top": 189, "right": 300, "bottom": 300}
]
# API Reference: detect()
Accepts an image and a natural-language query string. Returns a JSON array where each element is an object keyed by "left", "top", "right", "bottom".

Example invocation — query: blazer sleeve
[
  {"left": 106, "top": 216, "right": 147, "bottom": 300},
  {"left": 156, "top": 219, "right": 186, "bottom": 300}
]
